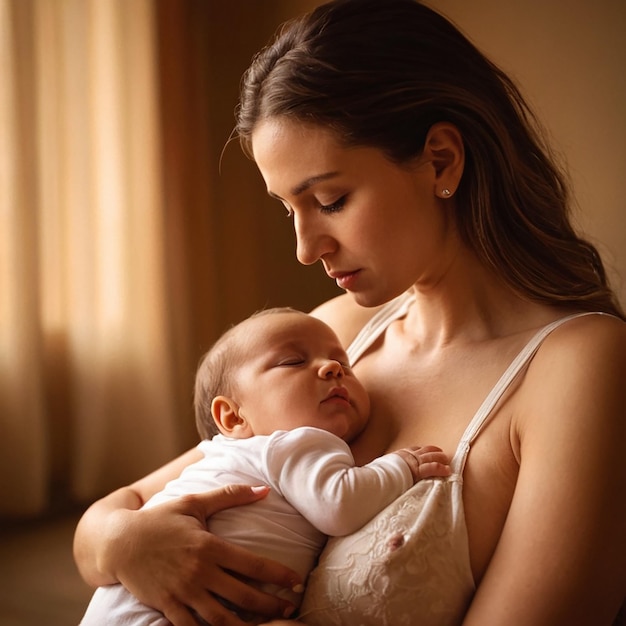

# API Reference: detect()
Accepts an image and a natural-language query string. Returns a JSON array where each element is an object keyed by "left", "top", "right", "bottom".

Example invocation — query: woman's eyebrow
[{"left": 267, "top": 171, "right": 340, "bottom": 200}]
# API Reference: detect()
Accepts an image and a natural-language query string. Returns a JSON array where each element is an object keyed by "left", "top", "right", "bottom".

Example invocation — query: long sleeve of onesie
[{"left": 262, "top": 426, "right": 413, "bottom": 536}]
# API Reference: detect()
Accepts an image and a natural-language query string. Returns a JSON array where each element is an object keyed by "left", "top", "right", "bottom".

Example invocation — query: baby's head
[{"left": 194, "top": 308, "right": 370, "bottom": 441}]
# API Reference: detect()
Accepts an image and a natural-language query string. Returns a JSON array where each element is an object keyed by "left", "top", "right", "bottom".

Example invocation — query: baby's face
[{"left": 232, "top": 312, "right": 370, "bottom": 442}]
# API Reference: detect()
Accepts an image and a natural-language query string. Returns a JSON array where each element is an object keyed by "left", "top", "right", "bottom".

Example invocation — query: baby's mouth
[{"left": 323, "top": 386, "right": 350, "bottom": 404}]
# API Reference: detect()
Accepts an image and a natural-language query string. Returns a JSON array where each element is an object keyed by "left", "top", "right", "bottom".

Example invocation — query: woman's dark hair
[{"left": 236, "top": 0, "right": 624, "bottom": 318}]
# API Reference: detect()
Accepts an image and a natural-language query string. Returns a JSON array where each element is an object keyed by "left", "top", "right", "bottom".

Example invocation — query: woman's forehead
[
  {"left": 251, "top": 117, "right": 389, "bottom": 200},
  {"left": 251, "top": 118, "right": 343, "bottom": 179},
  {"left": 251, "top": 116, "right": 338, "bottom": 151}
]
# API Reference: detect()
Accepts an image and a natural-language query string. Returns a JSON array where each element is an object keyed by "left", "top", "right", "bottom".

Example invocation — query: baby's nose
[{"left": 319, "top": 360, "right": 344, "bottom": 378}]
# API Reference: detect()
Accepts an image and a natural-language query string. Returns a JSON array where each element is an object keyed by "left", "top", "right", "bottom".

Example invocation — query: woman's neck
[{"left": 403, "top": 254, "right": 554, "bottom": 350}]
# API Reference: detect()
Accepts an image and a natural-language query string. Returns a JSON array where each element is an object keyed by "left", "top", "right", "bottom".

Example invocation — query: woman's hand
[{"left": 78, "top": 484, "right": 302, "bottom": 626}]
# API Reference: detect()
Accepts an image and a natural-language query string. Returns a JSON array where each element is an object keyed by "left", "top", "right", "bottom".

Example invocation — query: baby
[{"left": 80, "top": 308, "right": 450, "bottom": 624}]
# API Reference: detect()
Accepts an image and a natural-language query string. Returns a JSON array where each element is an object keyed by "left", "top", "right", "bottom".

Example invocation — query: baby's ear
[{"left": 211, "top": 395, "right": 253, "bottom": 438}]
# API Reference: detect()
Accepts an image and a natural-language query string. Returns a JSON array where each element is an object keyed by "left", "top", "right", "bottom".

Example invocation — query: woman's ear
[
  {"left": 423, "top": 122, "right": 464, "bottom": 199},
  {"left": 211, "top": 395, "right": 254, "bottom": 438}
]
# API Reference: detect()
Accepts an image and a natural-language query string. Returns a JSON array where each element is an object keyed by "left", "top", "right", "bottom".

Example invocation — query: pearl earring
[{"left": 442, "top": 188, "right": 451, "bottom": 197}]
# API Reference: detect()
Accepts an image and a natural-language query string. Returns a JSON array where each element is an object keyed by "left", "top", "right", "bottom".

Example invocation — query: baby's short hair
[{"left": 194, "top": 307, "right": 305, "bottom": 439}]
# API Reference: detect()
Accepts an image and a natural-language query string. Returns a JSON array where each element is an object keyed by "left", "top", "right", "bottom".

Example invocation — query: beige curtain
[{"left": 0, "top": 0, "right": 182, "bottom": 517}]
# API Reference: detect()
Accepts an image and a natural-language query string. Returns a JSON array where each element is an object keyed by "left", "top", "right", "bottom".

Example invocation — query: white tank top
[{"left": 300, "top": 293, "right": 602, "bottom": 626}]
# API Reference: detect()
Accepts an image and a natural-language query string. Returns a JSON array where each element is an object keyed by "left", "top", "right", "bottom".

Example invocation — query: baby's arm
[{"left": 265, "top": 428, "right": 450, "bottom": 537}]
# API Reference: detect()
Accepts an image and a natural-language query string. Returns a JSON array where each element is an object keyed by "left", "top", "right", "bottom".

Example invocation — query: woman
[{"left": 74, "top": 1, "right": 626, "bottom": 624}]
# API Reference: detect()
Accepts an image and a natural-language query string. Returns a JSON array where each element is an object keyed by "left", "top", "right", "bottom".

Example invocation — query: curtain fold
[
  {"left": 0, "top": 0, "right": 48, "bottom": 517},
  {"left": 0, "top": 0, "right": 182, "bottom": 517}
]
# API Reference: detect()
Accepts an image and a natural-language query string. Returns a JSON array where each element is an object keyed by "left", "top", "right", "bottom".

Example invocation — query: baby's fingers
[
  {"left": 394, "top": 445, "right": 452, "bottom": 481},
  {"left": 417, "top": 459, "right": 452, "bottom": 479},
  {"left": 414, "top": 446, "right": 451, "bottom": 479}
]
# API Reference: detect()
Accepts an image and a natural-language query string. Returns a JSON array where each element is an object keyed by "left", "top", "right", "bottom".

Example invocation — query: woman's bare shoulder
[
  {"left": 530, "top": 312, "right": 626, "bottom": 382},
  {"left": 310, "top": 294, "right": 386, "bottom": 348},
  {"left": 521, "top": 312, "right": 626, "bottom": 428},
  {"left": 517, "top": 315, "right": 626, "bottom": 460}
]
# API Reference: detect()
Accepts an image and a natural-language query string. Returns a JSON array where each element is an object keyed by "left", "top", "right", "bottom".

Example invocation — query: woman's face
[{"left": 251, "top": 117, "right": 456, "bottom": 307}]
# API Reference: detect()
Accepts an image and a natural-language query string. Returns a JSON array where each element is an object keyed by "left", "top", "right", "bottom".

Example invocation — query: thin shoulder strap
[
  {"left": 452, "top": 312, "right": 607, "bottom": 473},
  {"left": 347, "top": 292, "right": 414, "bottom": 365}
]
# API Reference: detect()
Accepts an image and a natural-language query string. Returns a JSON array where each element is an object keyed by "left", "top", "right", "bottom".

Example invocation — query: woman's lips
[{"left": 330, "top": 270, "right": 360, "bottom": 291}]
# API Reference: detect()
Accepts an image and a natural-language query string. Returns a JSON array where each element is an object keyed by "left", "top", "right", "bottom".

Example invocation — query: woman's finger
[
  {"left": 174, "top": 536, "right": 298, "bottom": 620},
  {"left": 173, "top": 484, "right": 271, "bottom": 521},
  {"left": 190, "top": 564, "right": 298, "bottom": 622},
  {"left": 163, "top": 590, "right": 259, "bottom": 626},
  {"left": 179, "top": 488, "right": 303, "bottom": 592}
]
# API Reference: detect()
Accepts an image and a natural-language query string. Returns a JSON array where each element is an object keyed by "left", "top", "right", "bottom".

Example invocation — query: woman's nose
[
  {"left": 294, "top": 215, "right": 335, "bottom": 265},
  {"left": 319, "top": 359, "right": 344, "bottom": 379}
]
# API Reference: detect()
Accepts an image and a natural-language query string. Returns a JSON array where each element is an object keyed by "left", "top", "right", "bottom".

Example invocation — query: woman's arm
[
  {"left": 74, "top": 447, "right": 202, "bottom": 586},
  {"left": 464, "top": 316, "right": 626, "bottom": 625},
  {"left": 74, "top": 448, "right": 302, "bottom": 626}
]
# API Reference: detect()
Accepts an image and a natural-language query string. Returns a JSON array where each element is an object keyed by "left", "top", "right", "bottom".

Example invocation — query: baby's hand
[{"left": 393, "top": 445, "right": 451, "bottom": 482}]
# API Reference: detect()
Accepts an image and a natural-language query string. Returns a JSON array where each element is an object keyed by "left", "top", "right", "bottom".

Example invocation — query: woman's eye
[{"left": 319, "top": 195, "right": 347, "bottom": 214}]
